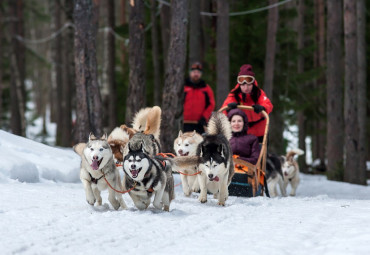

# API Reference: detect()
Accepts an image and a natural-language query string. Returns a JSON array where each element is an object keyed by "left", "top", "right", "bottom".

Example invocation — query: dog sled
[{"left": 219, "top": 105, "right": 270, "bottom": 197}]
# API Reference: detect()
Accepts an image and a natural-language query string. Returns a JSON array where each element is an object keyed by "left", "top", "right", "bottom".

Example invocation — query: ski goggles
[{"left": 237, "top": 75, "right": 255, "bottom": 85}]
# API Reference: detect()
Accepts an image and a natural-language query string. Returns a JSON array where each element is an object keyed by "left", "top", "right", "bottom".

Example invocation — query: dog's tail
[
  {"left": 207, "top": 112, "right": 232, "bottom": 140},
  {"left": 165, "top": 156, "right": 200, "bottom": 173},
  {"left": 286, "top": 148, "right": 304, "bottom": 161},
  {"left": 131, "top": 106, "right": 162, "bottom": 140}
]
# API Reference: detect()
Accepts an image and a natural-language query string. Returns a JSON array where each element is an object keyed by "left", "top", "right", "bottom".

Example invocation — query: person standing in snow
[
  {"left": 222, "top": 64, "right": 273, "bottom": 142},
  {"left": 183, "top": 62, "right": 215, "bottom": 134}
]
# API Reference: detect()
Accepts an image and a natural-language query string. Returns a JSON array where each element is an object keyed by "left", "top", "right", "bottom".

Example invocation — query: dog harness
[{"left": 89, "top": 172, "right": 104, "bottom": 184}]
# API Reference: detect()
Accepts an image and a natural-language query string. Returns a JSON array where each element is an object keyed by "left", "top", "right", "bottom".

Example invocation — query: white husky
[
  {"left": 174, "top": 130, "right": 203, "bottom": 196},
  {"left": 281, "top": 148, "right": 304, "bottom": 196},
  {"left": 74, "top": 133, "right": 127, "bottom": 210}
]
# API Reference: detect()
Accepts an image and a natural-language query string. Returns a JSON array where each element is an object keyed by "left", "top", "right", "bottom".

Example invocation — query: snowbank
[{"left": 0, "top": 130, "right": 80, "bottom": 183}]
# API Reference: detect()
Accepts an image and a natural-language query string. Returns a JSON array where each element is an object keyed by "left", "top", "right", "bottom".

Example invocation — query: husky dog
[
  {"left": 123, "top": 144, "right": 174, "bottom": 211},
  {"left": 123, "top": 106, "right": 162, "bottom": 157},
  {"left": 174, "top": 130, "right": 203, "bottom": 196},
  {"left": 266, "top": 153, "right": 287, "bottom": 197},
  {"left": 281, "top": 148, "right": 304, "bottom": 196},
  {"left": 107, "top": 127, "right": 133, "bottom": 167},
  {"left": 197, "top": 113, "right": 234, "bottom": 206},
  {"left": 73, "top": 133, "right": 127, "bottom": 210}
]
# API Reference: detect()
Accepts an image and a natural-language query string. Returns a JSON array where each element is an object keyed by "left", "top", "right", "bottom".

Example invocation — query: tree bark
[
  {"left": 189, "top": 0, "right": 201, "bottom": 65},
  {"left": 161, "top": 0, "right": 188, "bottom": 153},
  {"left": 101, "top": 0, "right": 117, "bottom": 131},
  {"left": 343, "top": 0, "right": 361, "bottom": 184},
  {"left": 216, "top": 0, "right": 229, "bottom": 109},
  {"left": 263, "top": 0, "right": 279, "bottom": 99},
  {"left": 50, "top": 0, "right": 64, "bottom": 145},
  {"left": 160, "top": 2, "right": 171, "bottom": 68},
  {"left": 151, "top": 0, "right": 161, "bottom": 106},
  {"left": 200, "top": 0, "right": 212, "bottom": 63},
  {"left": 326, "top": 0, "right": 344, "bottom": 180},
  {"left": 61, "top": 0, "right": 74, "bottom": 146},
  {"left": 74, "top": 0, "right": 103, "bottom": 142},
  {"left": 296, "top": 0, "right": 307, "bottom": 171},
  {"left": 8, "top": 0, "right": 26, "bottom": 136},
  {"left": 125, "top": 0, "right": 146, "bottom": 124},
  {"left": 356, "top": 0, "right": 367, "bottom": 184}
]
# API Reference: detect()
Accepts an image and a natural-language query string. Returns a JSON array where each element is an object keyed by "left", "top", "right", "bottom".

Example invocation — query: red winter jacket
[
  {"left": 183, "top": 78, "right": 215, "bottom": 122},
  {"left": 222, "top": 84, "right": 273, "bottom": 137}
]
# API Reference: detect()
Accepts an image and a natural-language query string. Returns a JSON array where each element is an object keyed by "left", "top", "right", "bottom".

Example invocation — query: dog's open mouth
[
  {"left": 178, "top": 151, "right": 189, "bottom": 156},
  {"left": 91, "top": 158, "right": 103, "bottom": 170},
  {"left": 209, "top": 176, "right": 219, "bottom": 182},
  {"left": 284, "top": 172, "right": 288, "bottom": 176},
  {"left": 130, "top": 168, "right": 142, "bottom": 178}
]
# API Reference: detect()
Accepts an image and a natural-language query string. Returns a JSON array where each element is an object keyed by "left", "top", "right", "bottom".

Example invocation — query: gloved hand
[
  {"left": 198, "top": 117, "right": 207, "bottom": 127},
  {"left": 252, "top": 104, "right": 265, "bottom": 113},
  {"left": 227, "top": 102, "right": 239, "bottom": 110}
]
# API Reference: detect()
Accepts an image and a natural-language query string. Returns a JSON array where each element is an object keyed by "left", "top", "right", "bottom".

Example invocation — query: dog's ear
[
  {"left": 138, "top": 143, "right": 144, "bottom": 152},
  {"left": 191, "top": 130, "right": 196, "bottom": 136},
  {"left": 101, "top": 133, "right": 107, "bottom": 140},
  {"left": 89, "top": 132, "right": 96, "bottom": 141},
  {"left": 128, "top": 142, "right": 133, "bottom": 152},
  {"left": 178, "top": 130, "right": 183, "bottom": 137}
]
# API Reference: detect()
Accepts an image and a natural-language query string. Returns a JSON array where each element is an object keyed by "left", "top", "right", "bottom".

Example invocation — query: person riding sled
[{"left": 222, "top": 64, "right": 273, "bottom": 142}]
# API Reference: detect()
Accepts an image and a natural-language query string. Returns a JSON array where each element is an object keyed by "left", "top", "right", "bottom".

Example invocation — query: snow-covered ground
[{"left": 1, "top": 130, "right": 370, "bottom": 255}]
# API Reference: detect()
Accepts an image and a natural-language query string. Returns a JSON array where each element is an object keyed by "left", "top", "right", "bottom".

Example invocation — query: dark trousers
[{"left": 183, "top": 123, "right": 205, "bottom": 135}]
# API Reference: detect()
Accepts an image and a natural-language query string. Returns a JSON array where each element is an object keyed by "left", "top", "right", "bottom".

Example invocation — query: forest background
[{"left": 0, "top": 0, "right": 368, "bottom": 185}]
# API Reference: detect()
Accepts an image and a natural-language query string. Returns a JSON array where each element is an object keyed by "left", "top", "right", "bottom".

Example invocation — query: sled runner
[{"left": 219, "top": 105, "right": 270, "bottom": 197}]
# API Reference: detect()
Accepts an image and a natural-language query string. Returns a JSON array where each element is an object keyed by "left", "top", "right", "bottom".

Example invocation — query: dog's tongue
[
  {"left": 91, "top": 160, "right": 99, "bottom": 170},
  {"left": 213, "top": 176, "right": 219, "bottom": 182}
]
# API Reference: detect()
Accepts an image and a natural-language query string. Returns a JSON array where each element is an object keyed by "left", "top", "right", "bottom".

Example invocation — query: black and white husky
[
  {"left": 197, "top": 113, "right": 234, "bottom": 206},
  {"left": 123, "top": 144, "right": 174, "bottom": 211}
]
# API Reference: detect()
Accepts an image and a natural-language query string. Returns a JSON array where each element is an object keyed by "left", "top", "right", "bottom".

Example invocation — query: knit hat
[
  {"left": 190, "top": 62, "right": 203, "bottom": 72},
  {"left": 227, "top": 108, "right": 249, "bottom": 133},
  {"left": 238, "top": 64, "right": 255, "bottom": 77}
]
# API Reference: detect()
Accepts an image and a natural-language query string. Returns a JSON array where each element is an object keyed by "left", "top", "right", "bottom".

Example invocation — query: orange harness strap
[{"left": 104, "top": 176, "right": 136, "bottom": 194}]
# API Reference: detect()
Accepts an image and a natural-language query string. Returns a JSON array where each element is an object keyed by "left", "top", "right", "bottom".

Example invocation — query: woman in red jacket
[{"left": 222, "top": 64, "right": 273, "bottom": 142}]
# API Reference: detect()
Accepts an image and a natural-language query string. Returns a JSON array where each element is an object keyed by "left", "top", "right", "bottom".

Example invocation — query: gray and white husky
[
  {"left": 73, "top": 133, "right": 127, "bottom": 210},
  {"left": 197, "top": 113, "right": 234, "bottom": 206},
  {"left": 123, "top": 144, "right": 174, "bottom": 211},
  {"left": 282, "top": 148, "right": 304, "bottom": 196}
]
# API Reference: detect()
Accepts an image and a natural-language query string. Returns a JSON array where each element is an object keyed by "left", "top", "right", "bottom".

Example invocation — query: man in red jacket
[{"left": 183, "top": 62, "right": 215, "bottom": 134}]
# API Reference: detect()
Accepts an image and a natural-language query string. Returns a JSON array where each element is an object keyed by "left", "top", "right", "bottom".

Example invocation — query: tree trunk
[
  {"left": 50, "top": 0, "right": 64, "bottom": 145},
  {"left": 189, "top": 0, "right": 201, "bottom": 65},
  {"left": 160, "top": 2, "right": 171, "bottom": 68},
  {"left": 120, "top": 0, "right": 127, "bottom": 68},
  {"left": 8, "top": 0, "right": 26, "bottom": 136},
  {"left": 216, "top": 0, "right": 229, "bottom": 109},
  {"left": 151, "top": 0, "right": 161, "bottom": 106},
  {"left": 61, "top": 0, "right": 74, "bottom": 146},
  {"left": 343, "top": 0, "right": 361, "bottom": 184},
  {"left": 356, "top": 0, "right": 367, "bottom": 184},
  {"left": 161, "top": 0, "right": 188, "bottom": 153},
  {"left": 200, "top": 0, "right": 212, "bottom": 63},
  {"left": 101, "top": 0, "right": 117, "bottom": 131},
  {"left": 74, "top": 0, "right": 103, "bottom": 142},
  {"left": 263, "top": 0, "right": 279, "bottom": 99},
  {"left": 125, "top": 0, "right": 146, "bottom": 124},
  {"left": 326, "top": 0, "right": 344, "bottom": 180},
  {"left": 296, "top": 0, "right": 307, "bottom": 171}
]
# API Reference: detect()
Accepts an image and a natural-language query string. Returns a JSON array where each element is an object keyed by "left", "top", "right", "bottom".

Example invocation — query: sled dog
[
  {"left": 73, "top": 133, "right": 127, "bottom": 210},
  {"left": 266, "top": 153, "right": 286, "bottom": 197},
  {"left": 123, "top": 106, "right": 162, "bottom": 157},
  {"left": 123, "top": 144, "right": 174, "bottom": 211},
  {"left": 197, "top": 113, "right": 234, "bottom": 206},
  {"left": 281, "top": 148, "right": 304, "bottom": 196},
  {"left": 107, "top": 126, "right": 133, "bottom": 167},
  {"left": 174, "top": 130, "right": 203, "bottom": 196}
]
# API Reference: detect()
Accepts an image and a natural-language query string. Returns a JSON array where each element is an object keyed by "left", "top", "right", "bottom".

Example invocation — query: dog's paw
[
  {"left": 289, "top": 193, "right": 296, "bottom": 197},
  {"left": 218, "top": 201, "right": 225, "bottom": 206},
  {"left": 111, "top": 200, "right": 120, "bottom": 210},
  {"left": 163, "top": 205, "right": 170, "bottom": 212},
  {"left": 153, "top": 201, "right": 163, "bottom": 210},
  {"left": 199, "top": 196, "right": 207, "bottom": 203},
  {"left": 86, "top": 197, "right": 96, "bottom": 205},
  {"left": 184, "top": 189, "right": 192, "bottom": 197}
]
